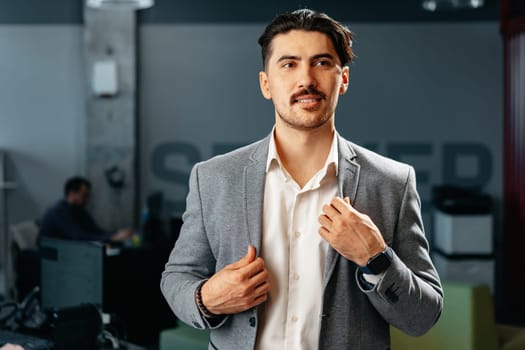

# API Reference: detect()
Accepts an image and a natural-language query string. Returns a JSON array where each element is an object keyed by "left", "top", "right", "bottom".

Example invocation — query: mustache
[{"left": 290, "top": 87, "right": 326, "bottom": 103}]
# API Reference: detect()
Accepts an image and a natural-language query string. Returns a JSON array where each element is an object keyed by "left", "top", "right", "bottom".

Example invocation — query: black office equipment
[
  {"left": 142, "top": 191, "right": 165, "bottom": 244},
  {"left": 48, "top": 304, "right": 101, "bottom": 350},
  {"left": 432, "top": 185, "right": 492, "bottom": 215},
  {"left": 0, "top": 329, "right": 53, "bottom": 350},
  {"left": 39, "top": 237, "right": 104, "bottom": 310}
]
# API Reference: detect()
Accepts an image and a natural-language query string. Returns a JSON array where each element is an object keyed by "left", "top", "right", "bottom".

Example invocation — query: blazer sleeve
[
  {"left": 160, "top": 164, "right": 228, "bottom": 330},
  {"left": 356, "top": 166, "right": 443, "bottom": 336}
]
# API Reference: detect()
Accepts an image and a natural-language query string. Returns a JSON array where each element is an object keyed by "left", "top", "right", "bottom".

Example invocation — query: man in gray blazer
[{"left": 161, "top": 9, "right": 443, "bottom": 350}]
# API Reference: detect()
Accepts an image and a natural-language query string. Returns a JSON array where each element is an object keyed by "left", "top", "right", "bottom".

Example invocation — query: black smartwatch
[{"left": 359, "top": 247, "right": 392, "bottom": 275}]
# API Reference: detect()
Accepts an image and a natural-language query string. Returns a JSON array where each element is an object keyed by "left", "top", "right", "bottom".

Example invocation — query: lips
[
  {"left": 290, "top": 88, "right": 326, "bottom": 106},
  {"left": 294, "top": 95, "right": 322, "bottom": 104}
]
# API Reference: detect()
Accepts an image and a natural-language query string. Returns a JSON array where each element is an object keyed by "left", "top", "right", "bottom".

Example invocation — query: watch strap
[{"left": 359, "top": 247, "right": 392, "bottom": 275}]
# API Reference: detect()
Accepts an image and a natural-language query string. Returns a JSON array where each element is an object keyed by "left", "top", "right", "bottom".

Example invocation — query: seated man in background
[{"left": 39, "top": 176, "right": 132, "bottom": 242}]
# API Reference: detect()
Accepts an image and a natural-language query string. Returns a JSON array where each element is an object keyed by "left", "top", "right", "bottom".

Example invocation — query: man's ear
[
  {"left": 259, "top": 71, "right": 272, "bottom": 100},
  {"left": 339, "top": 66, "right": 349, "bottom": 95}
]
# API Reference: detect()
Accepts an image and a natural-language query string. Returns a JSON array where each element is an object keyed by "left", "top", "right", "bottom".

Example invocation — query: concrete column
[{"left": 84, "top": 6, "right": 137, "bottom": 230}]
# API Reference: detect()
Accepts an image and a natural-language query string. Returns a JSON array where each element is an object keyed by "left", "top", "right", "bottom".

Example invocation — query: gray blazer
[{"left": 161, "top": 134, "right": 443, "bottom": 350}]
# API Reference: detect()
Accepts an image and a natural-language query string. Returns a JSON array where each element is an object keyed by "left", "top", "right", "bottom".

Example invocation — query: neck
[{"left": 274, "top": 122, "right": 335, "bottom": 188}]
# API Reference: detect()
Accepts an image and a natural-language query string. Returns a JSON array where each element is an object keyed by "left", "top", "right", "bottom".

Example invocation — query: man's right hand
[
  {"left": 201, "top": 245, "right": 270, "bottom": 315},
  {"left": 111, "top": 228, "right": 133, "bottom": 242}
]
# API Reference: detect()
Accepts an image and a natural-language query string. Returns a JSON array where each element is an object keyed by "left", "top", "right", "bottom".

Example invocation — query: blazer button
[
  {"left": 249, "top": 317, "right": 256, "bottom": 327},
  {"left": 385, "top": 287, "right": 399, "bottom": 303}
]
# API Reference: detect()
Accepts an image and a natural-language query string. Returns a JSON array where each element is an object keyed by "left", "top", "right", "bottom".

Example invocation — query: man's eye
[
  {"left": 282, "top": 62, "right": 295, "bottom": 68},
  {"left": 316, "top": 60, "right": 330, "bottom": 67}
]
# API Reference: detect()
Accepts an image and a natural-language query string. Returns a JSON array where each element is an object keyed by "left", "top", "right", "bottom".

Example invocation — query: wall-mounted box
[{"left": 92, "top": 60, "right": 118, "bottom": 97}]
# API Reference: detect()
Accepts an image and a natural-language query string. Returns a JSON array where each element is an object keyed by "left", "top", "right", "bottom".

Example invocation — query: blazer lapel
[
  {"left": 243, "top": 136, "right": 270, "bottom": 256},
  {"left": 337, "top": 138, "right": 360, "bottom": 204},
  {"left": 323, "top": 135, "right": 361, "bottom": 284}
]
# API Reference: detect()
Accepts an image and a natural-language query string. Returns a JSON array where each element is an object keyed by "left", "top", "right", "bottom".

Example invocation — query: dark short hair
[
  {"left": 64, "top": 176, "right": 91, "bottom": 197},
  {"left": 258, "top": 9, "right": 355, "bottom": 69}
]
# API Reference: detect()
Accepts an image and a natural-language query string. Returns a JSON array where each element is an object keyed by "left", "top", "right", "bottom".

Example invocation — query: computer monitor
[{"left": 40, "top": 237, "right": 104, "bottom": 310}]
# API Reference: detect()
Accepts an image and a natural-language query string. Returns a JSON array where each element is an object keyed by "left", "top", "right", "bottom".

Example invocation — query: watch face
[{"left": 368, "top": 252, "right": 391, "bottom": 274}]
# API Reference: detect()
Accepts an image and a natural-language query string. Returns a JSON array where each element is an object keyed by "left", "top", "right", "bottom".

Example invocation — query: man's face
[
  {"left": 70, "top": 184, "right": 90, "bottom": 207},
  {"left": 259, "top": 30, "right": 349, "bottom": 131}
]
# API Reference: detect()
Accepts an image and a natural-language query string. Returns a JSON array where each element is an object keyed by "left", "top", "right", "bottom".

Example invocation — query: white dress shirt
[{"left": 255, "top": 130, "right": 338, "bottom": 350}]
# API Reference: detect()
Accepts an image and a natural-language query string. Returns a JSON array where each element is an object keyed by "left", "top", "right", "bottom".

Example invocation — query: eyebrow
[
  {"left": 312, "top": 53, "right": 335, "bottom": 61},
  {"left": 277, "top": 55, "right": 299, "bottom": 63},
  {"left": 276, "top": 53, "right": 336, "bottom": 63}
]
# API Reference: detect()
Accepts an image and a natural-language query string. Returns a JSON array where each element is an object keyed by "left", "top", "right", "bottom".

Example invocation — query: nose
[{"left": 297, "top": 65, "right": 317, "bottom": 90}]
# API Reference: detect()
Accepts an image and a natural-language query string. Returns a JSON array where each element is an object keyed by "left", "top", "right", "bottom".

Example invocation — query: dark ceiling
[
  {"left": 140, "top": 0, "right": 500, "bottom": 23},
  {"left": 0, "top": 0, "right": 500, "bottom": 24}
]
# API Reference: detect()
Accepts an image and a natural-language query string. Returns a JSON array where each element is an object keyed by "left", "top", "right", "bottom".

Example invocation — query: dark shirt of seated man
[{"left": 39, "top": 176, "right": 132, "bottom": 242}]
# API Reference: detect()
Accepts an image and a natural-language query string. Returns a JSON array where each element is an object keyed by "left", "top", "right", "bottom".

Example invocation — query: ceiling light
[
  {"left": 86, "top": 0, "right": 154, "bottom": 10},
  {"left": 422, "top": 0, "right": 484, "bottom": 11}
]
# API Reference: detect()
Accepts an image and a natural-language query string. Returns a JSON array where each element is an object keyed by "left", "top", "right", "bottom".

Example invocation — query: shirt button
[
  {"left": 291, "top": 316, "right": 298, "bottom": 322},
  {"left": 293, "top": 273, "right": 300, "bottom": 281},
  {"left": 294, "top": 231, "right": 301, "bottom": 238}
]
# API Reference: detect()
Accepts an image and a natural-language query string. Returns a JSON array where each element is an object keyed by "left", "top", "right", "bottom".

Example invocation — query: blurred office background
[{"left": 0, "top": 0, "right": 524, "bottom": 348}]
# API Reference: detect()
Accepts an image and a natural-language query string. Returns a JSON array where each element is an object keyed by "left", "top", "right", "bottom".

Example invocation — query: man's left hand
[{"left": 318, "top": 197, "right": 386, "bottom": 266}]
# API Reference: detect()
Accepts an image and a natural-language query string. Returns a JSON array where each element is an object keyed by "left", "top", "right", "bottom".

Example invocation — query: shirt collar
[{"left": 265, "top": 127, "right": 339, "bottom": 177}]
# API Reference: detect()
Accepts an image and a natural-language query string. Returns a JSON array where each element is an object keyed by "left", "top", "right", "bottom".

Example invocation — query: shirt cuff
[
  {"left": 356, "top": 269, "right": 386, "bottom": 291},
  {"left": 362, "top": 271, "right": 385, "bottom": 285}
]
